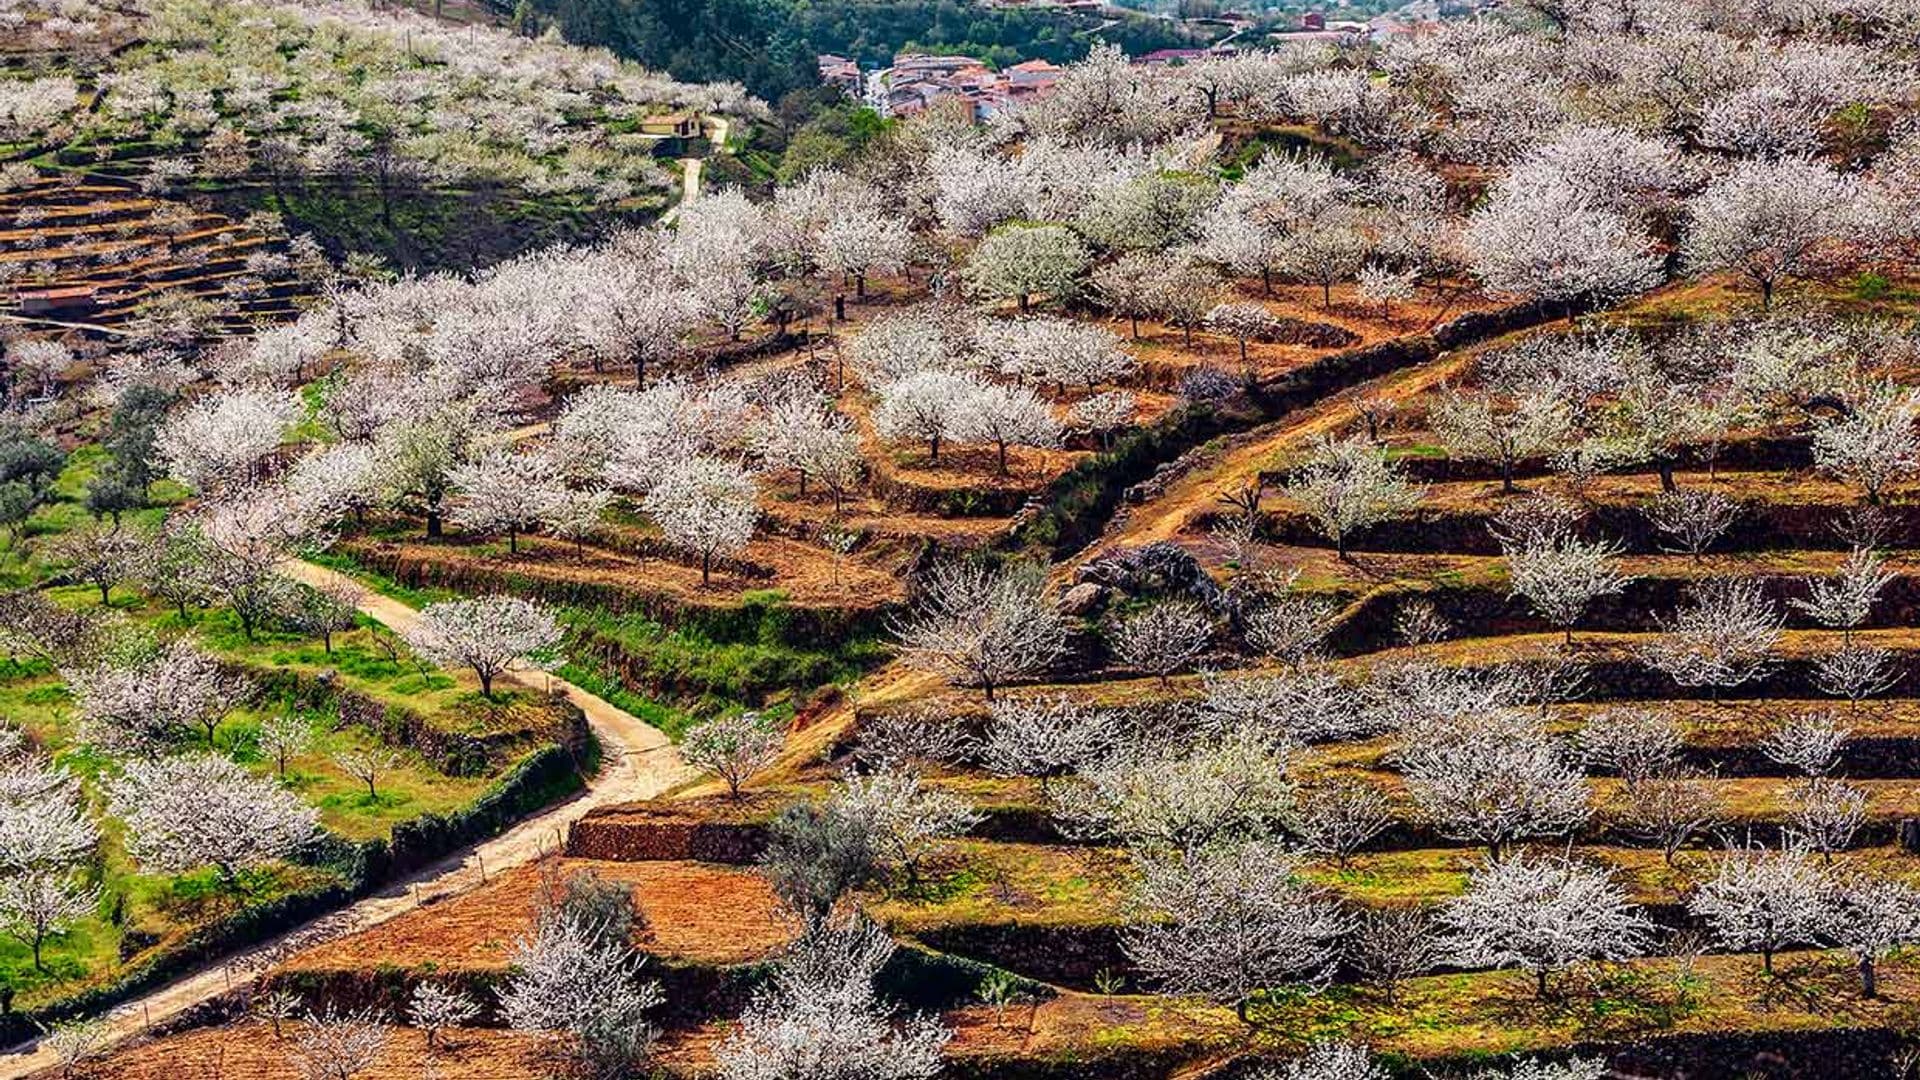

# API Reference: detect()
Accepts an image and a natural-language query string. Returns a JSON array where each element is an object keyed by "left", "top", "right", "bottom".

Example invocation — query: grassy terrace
[
  {"left": 308, "top": 546, "right": 888, "bottom": 741},
  {"left": 0, "top": 457, "right": 583, "bottom": 1013}
]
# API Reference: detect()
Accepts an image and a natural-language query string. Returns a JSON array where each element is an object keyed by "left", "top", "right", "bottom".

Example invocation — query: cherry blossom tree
[
  {"left": 402, "top": 595, "right": 563, "bottom": 698},
  {"left": 332, "top": 745, "right": 400, "bottom": 801},
  {"left": 1093, "top": 252, "right": 1219, "bottom": 342},
  {"left": 980, "top": 695, "right": 1123, "bottom": 795},
  {"left": 829, "top": 767, "right": 981, "bottom": 890},
  {"left": 1684, "top": 157, "right": 1863, "bottom": 310},
  {"left": 954, "top": 382, "right": 1060, "bottom": 475},
  {"left": 1072, "top": 390, "right": 1136, "bottom": 450},
  {"left": 374, "top": 405, "right": 496, "bottom": 540},
  {"left": 1204, "top": 302, "right": 1283, "bottom": 365},
  {"left": 0, "top": 868, "right": 99, "bottom": 974},
  {"left": 498, "top": 912, "right": 662, "bottom": 1078},
  {"left": 1762, "top": 711, "right": 1849, "bottom": 778},
  {"left": 284, "top": 578, "right": 364, "bottom": 655},
  {"left": 1643, "top": 488, "right": 1741, "bottom": 562},
  {"left": 68, "top": 638, "right": 253, "bottom": 753},
  {"left": 963, "top": 224, "right": 1091, "bottom": 313},
  {"left": 1793, "top": 547, "right": 1894, "bottom": 643},
  {"left": 1789, "top": 777, "right": 1868, "bottom": 862},
  {"left": 681, "top": 711, "right": 784, "bottom": 799},
  {"left": 1123, "top": 840, "right": 1348, "bottom": 1024},
  {"left": 872, "top": 371, "right": 986, "bottom": 466},
  {"left": 978, "top": 317, "right": 1133, "bottom": 391},
  {"left": 1107, "top": 599, "right": 1214, "bottom": 687},
  {"left": 256, "top": 714, "right": 309, "bottom": 780},
  {"left": 891, "top": 560, "right": 1067, "bottom": 700},
  {"left": 1689, "top": 842, "right": 1829, "bottom": 975},
  {"left": 1811, "top": 382, "right": 1920, "bottom": 505},
  {"left": 450, "top": 449, "right": 572, "bottom": 554},
  {"left": 1825, "top": 873, "right": 1920, "bottom": 998},
  {"left": 1354, "top": 908, "right": 1442, "bottom": 1007},
  {"left": 1291, "top": 778, "right": 1390, "bottom": 866},
  {"left": 0, "top": 749, "right": 99, "bottom": 973},
  {"left": 815, "top": 208, "right": 913, "bottom": 302},
  {"left": 1501, "top": 529, "right": 1631, "bottom": 645},
  {"left": 408, "top": 982, "right": 481, "bottom": 1054},
  {"left": 155, "top": 386, "right": 302, "bottom": 493},
  {"left": 288, "top": 1006, "right": 389, "bottom": 1080},
  {"left": 1441, "top": 854, "right": 1651, "bottom": 998},
  {"left": 1248, "top": 1042, "right": 1387, "bottom": 1080},
  {"left": 1814, "top": 641, "right": 1901, "bottom": 709},
  {"left": 1282, "top": 215, "right": 1371, "bottom": 308},
  {"left": 1283, "top": 436, "right": 1426, "bottom": 560},
  {"left": 1396, "top": 710, "right": 1590, "bottom": 860},
  {"left": 1464, "top": 186, "right": 1662, "bottom": 315},
  {"left": 642, "top": 456, "right": 759, "bottom": 586},
  {"left": 714, "top": 916, "right": 947, "bottom": 1080},
  {"left": 1429, "top": 387, "right": 1572, "bottom": 493},
  {"left": 1642, "top": 578, "right": 1784, "bottom": 700},
  {"left": 1575, "top": 708, "right": 1683, "bottom": 788},
  {"left": 1620, "top": 768, "right": 1726, "bottom": 866},
  {"left": 47, "top": 522, "right": 146, "bottom": 605},
  {"left": 1053, "top": 731, "right": 1295, "bottom": 854},
  {"left": 192, "top": 485, "right": 326, "bottom": 641},
  {"left": 1357, "top": 264, "right": 1417, "bottom": 320},
  {"left": 108, "top": 753, "right": 320, "bottom": 887}
]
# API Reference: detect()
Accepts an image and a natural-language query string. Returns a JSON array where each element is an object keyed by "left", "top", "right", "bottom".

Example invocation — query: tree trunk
[
  {"left": 1261, "top": 266, "right": 1273, "bottom": 296},
  {"left": 426, "top": 508, "right": 443, "bottom": 539},
  {"left": 1018, "top": 293, "right": 1030, "bottom": 314},
  {"left": 1501, "top": 458, "right": 1516, "bottom": 494},
  {"left": 1129, "top": 314, "right": 1140, "bottom": 339},
  {"left": 701, "top": 551, "right": 712, "bottom": 586},
  {"left": 1861, "top": 956, "right": 1878, "bottom": 998},
  {"left": 835, "top": 295, "right": 846, "bottom": 321},
  {"left": 928, "top": 433, "right": 941, "bottom": 464},
  {"left": 1657, "top": 459, "right": 1676, "bottom": 493},
  {"left": 635, "top": 354, "right": 647, "bottom": 390},
  {"left": 1536, "top": 968, "right": 1549, "bottom": 999},
  {"left": 508, "top": 529, "right": 517, "bottom": 554},
  {"left": 856, "top": 275, "right": 867, "bottom": 298},
  {"left": 996, "top": 440, "right": 1010, "bottom": 476},
  {"left": 1322, "top": 281, "right": 1332, "bottom": 308},
  {"left": 478, "top": 670, "right": 494, "bottom": 698},
  {"left": 1238, "top": 338, "right": 1248, "bottom": 364}
]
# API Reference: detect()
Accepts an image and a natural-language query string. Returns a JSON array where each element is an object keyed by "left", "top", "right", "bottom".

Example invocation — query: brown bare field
[
  {"left": 281, "top": 858, "right": 790, "bottom": 973},
  {"left": 84, "top": 1022, "right": 550, "bottom": 1080}
]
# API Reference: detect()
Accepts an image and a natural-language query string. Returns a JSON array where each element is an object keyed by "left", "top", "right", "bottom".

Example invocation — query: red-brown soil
[{"left": 281, "top": 858, "right": 791, "bottom": 973}]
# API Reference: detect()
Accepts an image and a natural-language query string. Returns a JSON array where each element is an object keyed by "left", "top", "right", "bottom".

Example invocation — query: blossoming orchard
[{"left": 2, "top": 0, "right": 1920, "bottom": 1075}]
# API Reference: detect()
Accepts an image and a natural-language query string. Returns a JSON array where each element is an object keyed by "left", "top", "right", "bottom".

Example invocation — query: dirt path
[
  {"left": 0, "top": 561, "right": 691, "bottom": 1079},
  {"left": 1069, "top": 349, "right": 1470, "bottom": 571},
  {"left": 660, "top": 116, "right": 729, "bottom": 227}
]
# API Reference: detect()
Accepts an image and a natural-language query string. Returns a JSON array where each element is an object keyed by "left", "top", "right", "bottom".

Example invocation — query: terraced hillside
[{"left": 8, "top": 0, "right": 1920, "bottom": 1076}]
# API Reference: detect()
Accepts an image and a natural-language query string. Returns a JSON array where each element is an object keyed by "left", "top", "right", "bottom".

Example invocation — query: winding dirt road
[{"left": 0, "top": 561, "right": 690, "bottom": 1079}]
